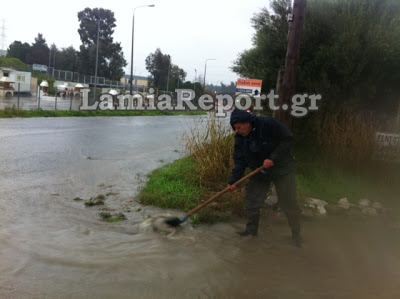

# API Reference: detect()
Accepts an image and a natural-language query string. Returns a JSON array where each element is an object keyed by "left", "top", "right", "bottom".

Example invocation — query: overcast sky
[{"left": 1, "top": 0, "right": 271, "bottom": 85}]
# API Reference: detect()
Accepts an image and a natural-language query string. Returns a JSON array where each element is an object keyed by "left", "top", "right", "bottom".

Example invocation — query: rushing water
[{"left": 1, "top": 116, "right": 399, "bottom": 298}]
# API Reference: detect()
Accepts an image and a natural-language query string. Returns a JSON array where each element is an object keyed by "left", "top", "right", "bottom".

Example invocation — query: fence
[
  {"left": 47, "top": 67, "right": 125, "bottom": 88},
  {"left": 0, "top": 92, "right": 82, "bottom": 111}
]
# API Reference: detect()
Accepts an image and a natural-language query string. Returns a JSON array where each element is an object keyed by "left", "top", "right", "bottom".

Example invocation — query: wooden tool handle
[{"left": 186, "top": 165, "right": 265, "bottom": 217}]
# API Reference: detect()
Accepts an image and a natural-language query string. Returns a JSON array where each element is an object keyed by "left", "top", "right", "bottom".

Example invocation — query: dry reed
[
  {"left": 183, "top": 115, "right": 235, "bottom": 188},
  {"left": 182, "top": 115, "right": 246, "bottom": 218},
  {"left": 313, "top": 107, "right": 380, "bottom": 170}
]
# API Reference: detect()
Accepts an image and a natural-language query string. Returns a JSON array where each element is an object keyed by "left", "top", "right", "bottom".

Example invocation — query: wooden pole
[
  {"left": 278, "top": 0, "right": 307, "bottom": 129},
  {"left": 274, "top": 70, "right": 284, "bottom": 118},
  {"left": 396, "top": 99, "right": 400, "bottom": 131}
]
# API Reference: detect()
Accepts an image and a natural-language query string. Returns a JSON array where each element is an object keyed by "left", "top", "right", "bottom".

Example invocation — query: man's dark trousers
[{"left": 244, "top": 171, "right": 301, "bottom": 235}]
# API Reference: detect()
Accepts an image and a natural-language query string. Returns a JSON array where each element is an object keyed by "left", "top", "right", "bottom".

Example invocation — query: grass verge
[
  {"left": 0, "top": 106, "right": 205, "bottom": 118},
  {"left": 296, "top": 160, "right": 400, "bottom": 205},
  {"left": 137, "top": 156, "right": 202, "bottom": 211},
  {"left": 137, "top": 156, "right": 246, "bottom": 223},
  {"left": 138, "top": 156, "right": 400, "bottom": 224}
]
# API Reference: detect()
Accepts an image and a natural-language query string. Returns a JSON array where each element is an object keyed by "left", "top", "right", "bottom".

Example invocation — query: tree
[
  {"left": 232, "top": 0, "right": 400, "bottom": 115},
  {"left": 145, "top": 48, "right": 170, "bottom": 90},
  {"left": 169, "top": 65, "right": 187, "bottom": 89},
  {"left": 48, "top": 43, "right": 58, "bottom": 69},
  {"left": 206, "top": 82, "right": 236, "bottom": 95},
  {"left": 299, "top": 0, "right": 400, "bottom": 113},
  {"left": 58, "top": 46, "right": 79, "bottom": 73},
  {"left": 232, "top": 0, "right": 292, "bottom": 91},
  {"left": 25, "top": 33, "right": 49, "bottom": 65},
  {"left": 77, "top": 7, "right": 127, "bottom": 80},
  {"left": 145, "top": 48, "right": 187, "bottom": 91},
  {"left": 6, "top": 41, "right": 31, "bottom": 64}
]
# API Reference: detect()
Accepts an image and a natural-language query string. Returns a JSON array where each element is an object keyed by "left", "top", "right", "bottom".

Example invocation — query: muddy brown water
[{"left": 1, "top": 117, "right": 399, "bottom": 298}]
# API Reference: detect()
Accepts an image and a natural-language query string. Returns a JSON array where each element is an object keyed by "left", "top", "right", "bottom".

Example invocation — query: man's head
[
  {"left": 230, "top": 108, "right": 255, "bottom": 137},
  {"left": 233, "top": 122, "right": 253, "bottom": 137}
]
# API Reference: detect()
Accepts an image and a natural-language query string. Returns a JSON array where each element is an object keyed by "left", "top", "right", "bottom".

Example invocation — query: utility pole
[
  {"left": 166, "top": 55, "right": 171, "bottom": 93},
  {"left": 193, "top": 69, "right": 197, "bottom": 90},
  {"left": 278, "top": 0, "right": 307, "bottom": 129},
  {"left": 93, "top": 19, "right": 100, "bottom": 103},
  {"left": 48, "top": 46, "right": 52, "bottom": 76},
  {"left": 0, "top": 19, "right": 6, "bottom": 50},
  {"left": 396, "top": 99, "right": 400, "bottom": 130},
  {"left": 203, "top": 58, "right": 216, "bottom": 89},
  {"left": 53, "top": 45, "right": 56, "bottom": 77}
]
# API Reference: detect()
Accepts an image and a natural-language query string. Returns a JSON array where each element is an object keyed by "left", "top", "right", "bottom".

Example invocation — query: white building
[{"left": 0, "top": 67, "right": 32, "bottom": 94}]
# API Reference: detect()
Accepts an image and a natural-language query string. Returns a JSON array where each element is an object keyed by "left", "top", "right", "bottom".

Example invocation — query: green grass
[
  {"left": 0, "top": 106, "right": 205, "bottom": 118},
  {"left": 295, "top": 158, "right": 400, "bottom": 206},
  {"left": 296, "top": 166, "right": 371, "bottom": 204},
  {"left": 0, "top": 57, "right": 31, "bottom": 70},
  {"left": 137, "top": 156, "right": 400, "bottom": 223},
  {"left": 137, "top": 156, "right": 245, "bottom": 223},
  {"left": 137, "top": 156, "right": 203, "bottom": 211},
  {"left": 136, "top": 153, "right": 240, "bottom": 223}
]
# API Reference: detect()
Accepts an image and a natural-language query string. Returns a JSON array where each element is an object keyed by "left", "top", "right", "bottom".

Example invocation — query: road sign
[{"left": 235, "top": 79, "right": 262, "bottom": 97}]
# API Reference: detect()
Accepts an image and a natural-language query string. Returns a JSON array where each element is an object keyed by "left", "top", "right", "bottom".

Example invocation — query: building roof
[
  {"left": 40, "top": 80, "right": 49, "bottom": 87},
  {"left": 0, "top": 76, "right": 14, "bottom": 83},
  {"left": 0, "top": 67, "right": 16, "bottom": 71},
  {"left": 0, "top": 67, "right": 32, "bottom": 73}
]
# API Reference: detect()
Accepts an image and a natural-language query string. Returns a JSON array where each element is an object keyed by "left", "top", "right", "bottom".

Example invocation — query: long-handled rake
[{"left": 165, "top": 165, "right": 265, "bottom": 227}]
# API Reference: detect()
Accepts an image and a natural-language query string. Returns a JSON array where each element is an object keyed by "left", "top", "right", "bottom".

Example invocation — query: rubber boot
[
  {"left": 291, "top": 229, "right": 302, "bottom": 248},
  {"left": 286, "top": 212, "right": 302, "bottom": 247},
  {"left": 236, "top": 214, "right": 259, "bottom": 236}
]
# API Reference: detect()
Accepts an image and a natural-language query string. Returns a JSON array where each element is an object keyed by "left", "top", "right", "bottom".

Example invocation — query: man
[{"left": 228, "top": 108, "right": 302, "bottom": 247}]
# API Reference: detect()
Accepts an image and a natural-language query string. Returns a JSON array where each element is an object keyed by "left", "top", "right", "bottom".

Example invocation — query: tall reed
[
  {"left": 182, "top": 115, "right": 246, "bottom": 218},
  {"left": 183, "top": 115, "right": 235, "bottom": 188},
  {"left": 313, "top": 107, "right": 380, "bottom": 171}
]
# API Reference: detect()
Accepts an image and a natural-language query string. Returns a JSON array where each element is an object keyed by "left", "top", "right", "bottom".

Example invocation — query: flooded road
[{"left": 1, "top": 116, "right": 399, "bottom": 298}]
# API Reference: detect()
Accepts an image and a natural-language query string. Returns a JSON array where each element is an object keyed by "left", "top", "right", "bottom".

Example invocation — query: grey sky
[{"left": 1, "top": 0, "right": 271, "bottom": 85}]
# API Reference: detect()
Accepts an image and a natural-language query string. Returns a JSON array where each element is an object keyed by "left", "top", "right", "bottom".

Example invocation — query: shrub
[
  {"left": 183, "top": 116, "right": 235, "bottom": 189},
  {"left": 313, "top": 106, "right": 380, "bottom": 170}
]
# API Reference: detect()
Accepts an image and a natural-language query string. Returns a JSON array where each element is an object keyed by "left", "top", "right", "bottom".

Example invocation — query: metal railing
[{"left": 47, "top": 67, "right": 124, "bottom": 88}]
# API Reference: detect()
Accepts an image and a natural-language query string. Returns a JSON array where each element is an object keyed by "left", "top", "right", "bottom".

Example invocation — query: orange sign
[
  {"left": 236, "top": 79, "right": 263, "bottom": 96},
  {"left": 236, "top": 79, "right": 262, "bottom": 88}
]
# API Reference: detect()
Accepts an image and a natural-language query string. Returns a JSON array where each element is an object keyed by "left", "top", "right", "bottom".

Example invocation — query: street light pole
[
  {"left": 52, "top": 45, "right": 56, "bottom": 78},
  {"left": 93, "top": 19, "right": 100, "bottom": 102},
  {"left": 130, "top": 4, "right": 155, "bottom": 95},
  {"left": 48, "top": 45, "right": 52, "bottom": 76},
  {"left": 166, "top": 55, "right": 171, "bottom": 93},
  {"left": 193, "top": 68, "right": 197, "bottom": 91},
  {"left": 203, "top": 58, "right": 216, "bottom": 89}
]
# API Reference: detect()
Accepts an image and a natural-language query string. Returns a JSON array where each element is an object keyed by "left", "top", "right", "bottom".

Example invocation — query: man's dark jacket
[{"left": 228, "top": 109, "right": 295, "bottom": 185}]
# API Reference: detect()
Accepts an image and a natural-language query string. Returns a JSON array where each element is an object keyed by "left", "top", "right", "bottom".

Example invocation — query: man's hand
[
  {"left": 263, "top": 159, "right": 274, "bottom": 169},
  {"left": 228, "top": 184, "right": 237, "bottom": 191}
]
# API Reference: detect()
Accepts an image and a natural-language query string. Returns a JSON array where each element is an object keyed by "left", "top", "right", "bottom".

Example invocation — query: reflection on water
[{"left": 0, "top": 117, "right": 399, "bottom": 298}]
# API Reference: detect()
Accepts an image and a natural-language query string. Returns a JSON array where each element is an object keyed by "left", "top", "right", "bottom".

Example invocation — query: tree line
[
  {"left": 232, "top": 0, "right": 400, "bottom": 117},
  {"left": 5, "top": 7, "right": 233, "bottom": 94},
  {"left": 6, "top": 8, "right": 127, "bottom": 81}
]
